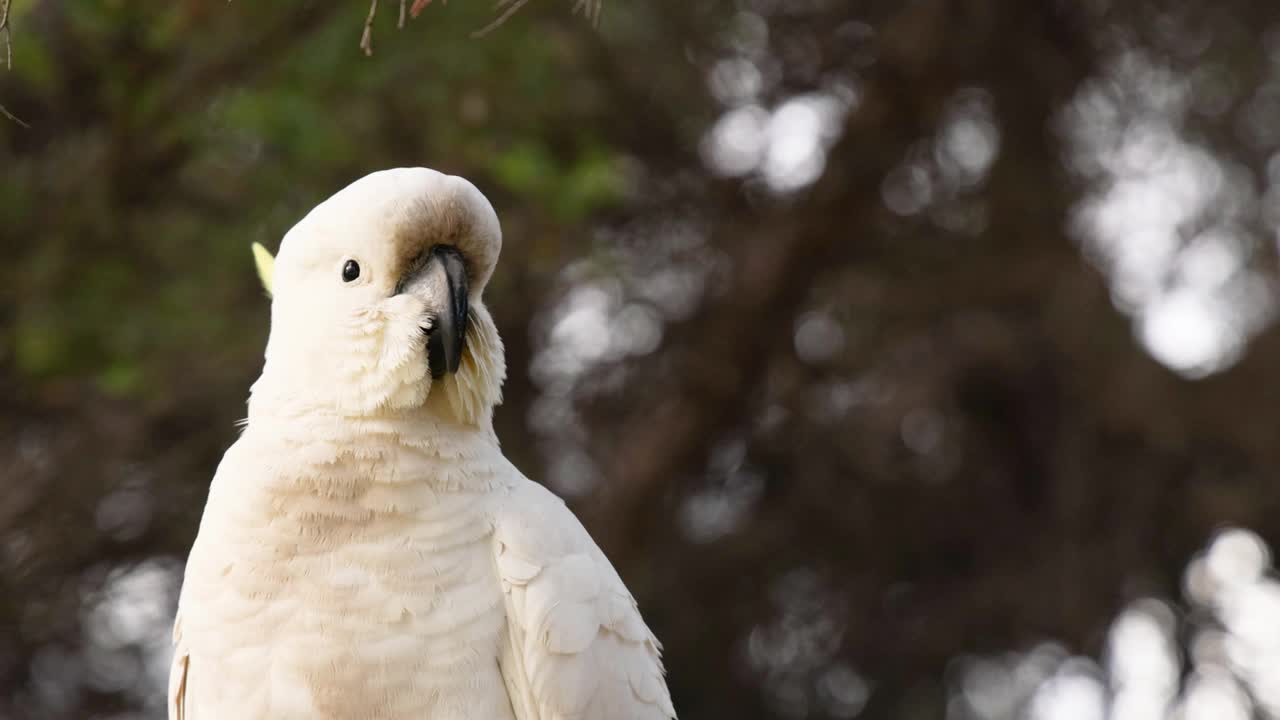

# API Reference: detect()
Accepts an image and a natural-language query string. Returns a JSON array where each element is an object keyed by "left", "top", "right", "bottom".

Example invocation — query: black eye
[{"left": 342, "top": 260, "right": 360, "bottom": 283}]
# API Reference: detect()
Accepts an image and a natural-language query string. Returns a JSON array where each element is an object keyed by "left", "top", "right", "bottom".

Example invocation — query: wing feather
[{"left": 494, "top": 481, "right": 675, "bottom": 720}]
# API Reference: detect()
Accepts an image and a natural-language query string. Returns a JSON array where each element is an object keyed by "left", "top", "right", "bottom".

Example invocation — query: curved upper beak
[{"left": 396, "top": 245, "right": 469, "bottom": 378}]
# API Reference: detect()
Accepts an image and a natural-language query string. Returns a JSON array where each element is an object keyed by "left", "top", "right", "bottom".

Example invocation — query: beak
[{"left": 397, "top": 245, "right": 469, "bottom": 379}]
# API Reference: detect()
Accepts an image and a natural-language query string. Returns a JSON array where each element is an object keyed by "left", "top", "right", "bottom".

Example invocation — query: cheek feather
[
  {"left": 323, "top": 302, "right": 433, "bottom": 414},
  {"left": 432, "top": 305, "right": 505, "bottom": 426}
]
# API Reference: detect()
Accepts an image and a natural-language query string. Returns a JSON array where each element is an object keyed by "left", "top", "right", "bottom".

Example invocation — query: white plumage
[{"left": 170, "top": 168, "right": 675, "bottom": 720}]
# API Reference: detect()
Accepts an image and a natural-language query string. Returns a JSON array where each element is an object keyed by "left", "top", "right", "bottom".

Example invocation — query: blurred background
[{"left": 5, "top": 0, "right": 1280, "bottom": 718}]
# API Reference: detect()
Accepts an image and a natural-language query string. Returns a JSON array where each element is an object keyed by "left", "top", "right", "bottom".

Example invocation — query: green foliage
[
  {"left": 0, "top": 0, "right": 626, "bottom": 401},
  {"left": 488, "top": 141, "right": 624, "bottom": 221}
]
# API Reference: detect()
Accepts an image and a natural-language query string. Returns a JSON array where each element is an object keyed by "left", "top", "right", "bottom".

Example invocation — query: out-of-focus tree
[{"left": 6, "top": 1, "right": 1280, "bottom": 719}]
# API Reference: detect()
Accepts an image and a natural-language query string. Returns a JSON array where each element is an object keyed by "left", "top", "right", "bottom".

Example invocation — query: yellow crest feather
[{"left": 251, "top": 242, "right": 275, "bottom": 297}]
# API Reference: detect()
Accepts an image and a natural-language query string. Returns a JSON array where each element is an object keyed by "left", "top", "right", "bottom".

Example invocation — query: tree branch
[
  {"left": 0, "top": 0, "right": 25, "bottom": 127},
  {"left": 360, "top": 0, "right": 379, "bottom": 56},
  {"left": 0, "top": 102, "right": 27, "bottom": 127},
  {"left": 471, "top": 0, "right": 532, "bottom": 38},
  {"left": 1, "top": 0, "right": 11, "bottom": 70}
]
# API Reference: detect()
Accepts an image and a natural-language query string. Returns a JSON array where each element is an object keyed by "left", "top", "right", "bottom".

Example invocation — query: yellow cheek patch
[{"left": 251, "top": 242, "right": 276, "bottom": 297}]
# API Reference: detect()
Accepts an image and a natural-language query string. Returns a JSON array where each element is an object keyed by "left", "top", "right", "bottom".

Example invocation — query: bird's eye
[{"left": 342, "top": 259, "right": 361, "bottom": 283}]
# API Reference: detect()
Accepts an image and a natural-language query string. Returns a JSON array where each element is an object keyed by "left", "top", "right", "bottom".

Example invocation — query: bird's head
[{"left": 250, "top": 168, "right": 506, "bottom": 426}]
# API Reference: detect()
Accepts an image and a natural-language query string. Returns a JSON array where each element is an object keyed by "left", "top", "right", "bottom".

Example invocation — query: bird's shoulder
[{"left": 490, "top": 478, "right": 593, "bottom": 557}]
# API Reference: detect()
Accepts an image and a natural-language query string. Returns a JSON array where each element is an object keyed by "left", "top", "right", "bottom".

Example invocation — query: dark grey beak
[{"left": 397, "top": 245, "right": 469, "bottom": 379}]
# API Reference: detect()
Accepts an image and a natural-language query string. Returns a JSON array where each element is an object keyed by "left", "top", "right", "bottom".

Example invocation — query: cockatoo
[{"left": 169, "top": 168, "right": 675, "bottom": 720}]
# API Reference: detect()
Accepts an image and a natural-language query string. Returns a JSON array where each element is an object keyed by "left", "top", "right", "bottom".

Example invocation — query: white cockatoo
[{"left": 169, "top": 168, "right": 675, "bottom": 720}]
